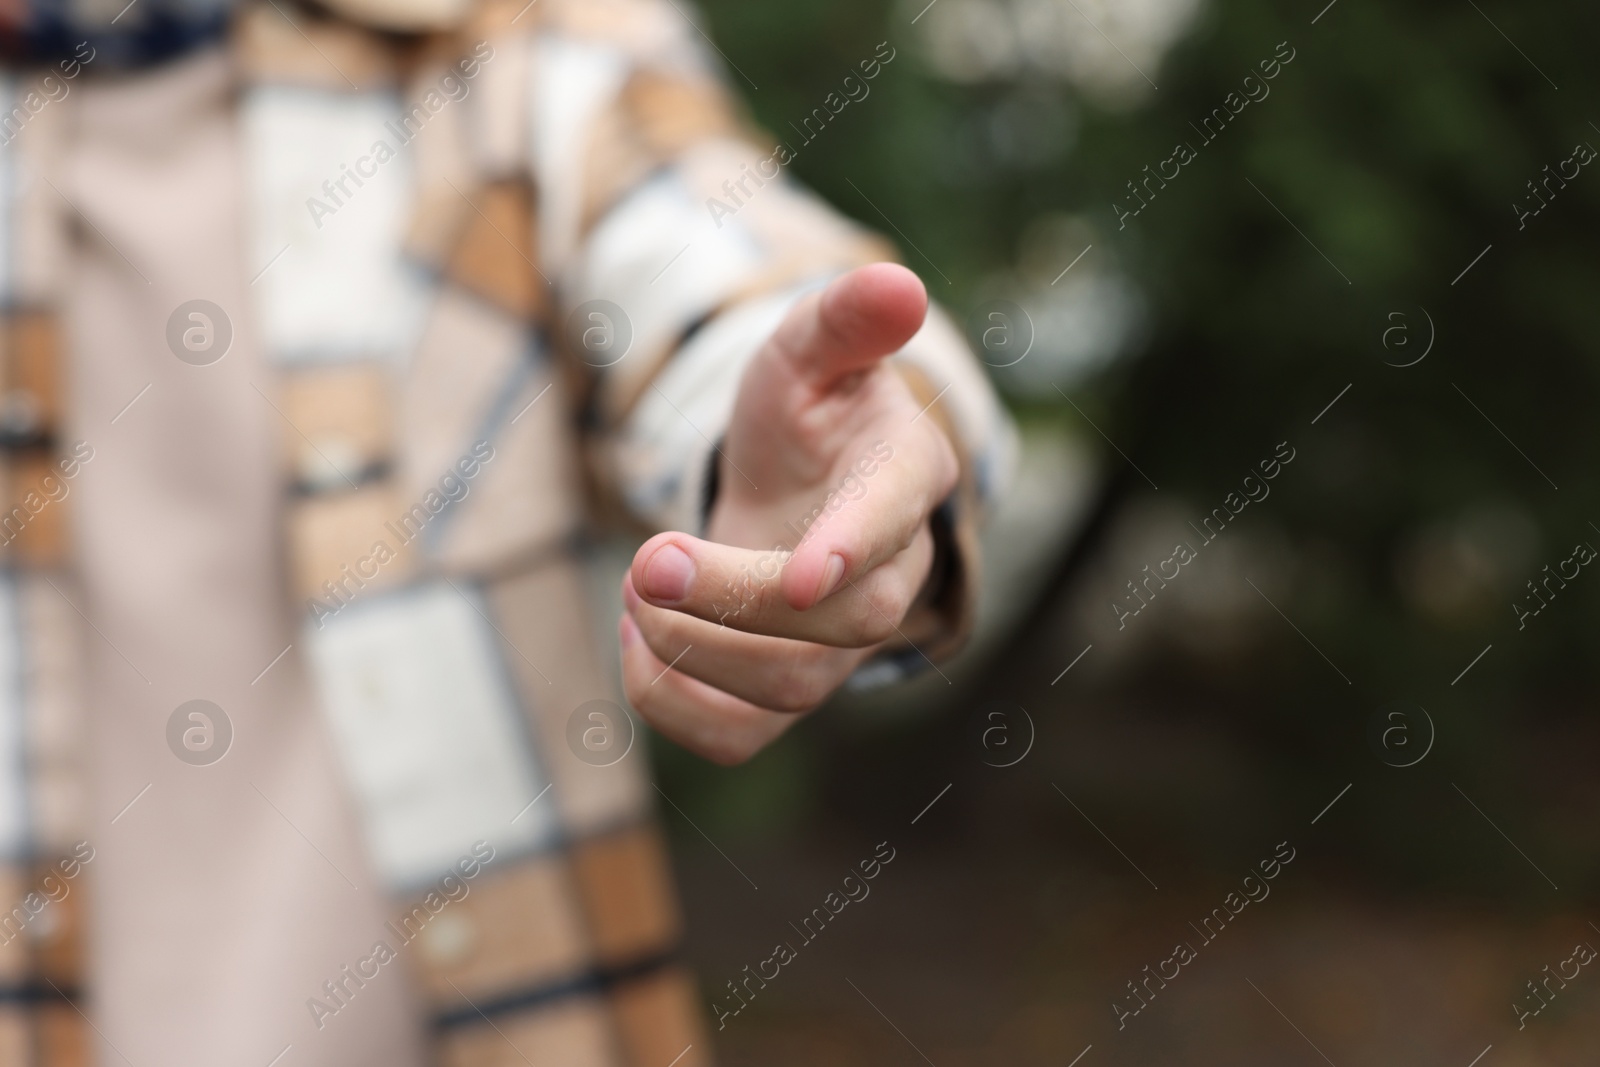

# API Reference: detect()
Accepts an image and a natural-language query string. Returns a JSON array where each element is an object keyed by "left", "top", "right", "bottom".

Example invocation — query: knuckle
[
  {"left": 642, "top": 625, "right": 687, "bottom": 667},
  {"left": 621, "top": 669, "right": 657, "bottom": 716},
  {"left": 887, "top": 521, "right": 920, "bottom": 559},
  {"left": 772, "top": 650, "right": 832, "bottom": 712},
  {"left": 632, "top": 617, "right": 666, "bottom": 659},
  {"left": 886, "top": 583, "right": 914, "bottom": 623},
  {"left": 930, "top": 425, "right": 960, "bottom": 485},
  {"left": 849, "top": 582, "right": 908, "bottom": 646},
  {"left": 852, "top": 604, "right": 897, "bottom": 647},
  {"left": 936, "top": 447, "right": 959, "bottom": 499}
]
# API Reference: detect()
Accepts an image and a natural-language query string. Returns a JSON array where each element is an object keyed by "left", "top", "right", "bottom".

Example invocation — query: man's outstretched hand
[{"left": 620, "top": 263, "right": 958, "bottom": 764}]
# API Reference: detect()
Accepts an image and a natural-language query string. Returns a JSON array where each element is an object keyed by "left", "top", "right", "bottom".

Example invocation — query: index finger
[{"left": 770, "top": 262, "right": 929, "bottom": 390}]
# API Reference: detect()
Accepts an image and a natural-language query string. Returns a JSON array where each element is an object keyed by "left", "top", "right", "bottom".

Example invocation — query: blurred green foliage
[{"left": 666, "top": 0, "right": 1600, "bottom": 892}]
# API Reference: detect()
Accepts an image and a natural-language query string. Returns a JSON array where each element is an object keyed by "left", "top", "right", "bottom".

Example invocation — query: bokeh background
[{"left": 649, "top": 1, "right": 1600, "bottom": 1063}]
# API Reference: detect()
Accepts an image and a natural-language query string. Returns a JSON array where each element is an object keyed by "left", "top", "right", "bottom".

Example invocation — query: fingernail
[
  {"left": 816, "top": 553, "right": 846, "bottom": 602},
  {"left": 642, "top": 543, "right": 695, "bottom": 602}
]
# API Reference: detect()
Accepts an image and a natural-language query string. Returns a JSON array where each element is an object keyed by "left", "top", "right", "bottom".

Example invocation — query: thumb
[{"left": 772, "top": 262, "right": 928, "bottom": 391}]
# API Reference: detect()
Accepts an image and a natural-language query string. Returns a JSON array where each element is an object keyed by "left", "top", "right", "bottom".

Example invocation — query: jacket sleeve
[{"left": 472, "top": 0, "right": 1016, "bottom": 671}]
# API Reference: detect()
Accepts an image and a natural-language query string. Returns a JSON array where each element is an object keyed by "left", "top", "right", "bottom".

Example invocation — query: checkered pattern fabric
[{"left": 0, "top": 0, "right": 1014, "bottom": 1062}]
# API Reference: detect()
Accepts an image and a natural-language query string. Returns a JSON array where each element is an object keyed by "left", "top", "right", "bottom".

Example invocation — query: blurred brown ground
[
  {"left": 647, "top": 425, "right": 1600, "bottom": 1066},
  {"left": 679, "top": 830, "right": 1598, "bottom": 1066}
]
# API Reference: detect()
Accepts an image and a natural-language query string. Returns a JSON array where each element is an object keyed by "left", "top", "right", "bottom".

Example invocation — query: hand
[{"left": 619, "top": 263, "right": 959, "bottom": 764}]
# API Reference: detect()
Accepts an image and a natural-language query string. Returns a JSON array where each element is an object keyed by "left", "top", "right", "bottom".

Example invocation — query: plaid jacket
[{"left": 0, "top": 0, "right": 1014, "bottom": 1062}]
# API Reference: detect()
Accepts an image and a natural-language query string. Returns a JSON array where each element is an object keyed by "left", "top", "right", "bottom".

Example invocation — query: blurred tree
[{"left": 678, "top": 0, "right": 1600, "bottom": 892}]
